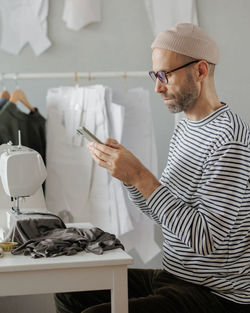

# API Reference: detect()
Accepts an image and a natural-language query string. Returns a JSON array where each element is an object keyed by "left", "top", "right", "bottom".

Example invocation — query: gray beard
[{"left": 168, "top": 74, "right": 199, "bottom": 114}]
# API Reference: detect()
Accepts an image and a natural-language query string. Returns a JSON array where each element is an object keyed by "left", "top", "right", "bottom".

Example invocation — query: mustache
[{"left": 161, "top": 94, "right": 174, "bottom": 100}]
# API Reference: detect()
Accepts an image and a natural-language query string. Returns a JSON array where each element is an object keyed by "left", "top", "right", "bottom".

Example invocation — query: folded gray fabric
[
  {"left": 4, "top": 212, "right": 66, "bottom": 244},
  {"left": 12, "top": 227, "right": 124, "bottom": 258}
]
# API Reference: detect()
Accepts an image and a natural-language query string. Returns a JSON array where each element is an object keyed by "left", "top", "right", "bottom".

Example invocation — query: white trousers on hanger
[
  {"left": 46, "top": 87, "right": 93, "bottom": 222},
  {"left": 0, "top": 0, "right": 51, "bottom": 55},
  {"left": 112, "top": 88, "right": 161, "bottom": 263},
  {"left": 84, "top": 85, "right": 112, "bottom": 230},
  {"left": 103, "top": 87, "right": 134, "bottom": 236},
  {"left": 77, "top": 85, "right": 133, "bottom": 235}
]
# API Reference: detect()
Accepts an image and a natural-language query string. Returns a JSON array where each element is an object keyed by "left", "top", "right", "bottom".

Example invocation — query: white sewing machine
[
  {"left": 0, "top": 132, "right": 47, "bottom": 241},
  {"left": 0, "top": 139, "right": 46, "bottom": 215}
]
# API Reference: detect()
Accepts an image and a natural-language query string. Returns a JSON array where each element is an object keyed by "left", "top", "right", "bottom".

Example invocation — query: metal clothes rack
[{"left": 0, "top": 71, "right": 149, "bottom": 81}]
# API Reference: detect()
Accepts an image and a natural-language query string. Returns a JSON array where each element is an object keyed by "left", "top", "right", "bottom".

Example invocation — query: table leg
[{"left": 111, "top": 266, "right": 128, "bottom": 313}]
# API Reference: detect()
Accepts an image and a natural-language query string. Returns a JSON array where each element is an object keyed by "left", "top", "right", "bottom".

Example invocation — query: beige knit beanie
[{"left": 151, "top": 23, "right": 219, "bottom": 64}]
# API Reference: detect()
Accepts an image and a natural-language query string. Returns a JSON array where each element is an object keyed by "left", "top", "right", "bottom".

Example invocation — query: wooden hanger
[
  {"left": 0, "top": 90, "right": 10, "bottom": 99},
  {"left": 10, "top": 89, "right": 36, "bottom": 113}
]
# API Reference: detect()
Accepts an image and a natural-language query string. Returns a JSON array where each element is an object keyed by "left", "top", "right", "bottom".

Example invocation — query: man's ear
[{"left": 195, "top": 60, "right": 209, "bottom": 82}]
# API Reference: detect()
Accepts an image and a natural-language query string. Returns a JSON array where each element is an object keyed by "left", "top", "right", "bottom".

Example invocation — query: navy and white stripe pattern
[{"left": 127, "top": 104, "right": 250, "bottom": 304}]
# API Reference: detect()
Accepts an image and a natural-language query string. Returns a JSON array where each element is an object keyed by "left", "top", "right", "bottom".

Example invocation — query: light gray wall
[
  {"left": 197, "top": 0, "right": 250, "bottom": 121},
  {"left": 1, "top": 1, "right": 250, "bottom": 312},
  {"left": 0, "top": 0, "right": 173, "bottom": 175}
]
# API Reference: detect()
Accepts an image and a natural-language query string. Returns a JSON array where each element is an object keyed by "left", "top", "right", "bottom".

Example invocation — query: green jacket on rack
[{"left": 0, "top": 101, "right": 46, "bottom": 164}]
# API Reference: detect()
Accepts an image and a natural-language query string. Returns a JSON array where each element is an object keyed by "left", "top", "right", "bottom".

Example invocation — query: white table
[{"left": 0, "top": 223, "right": 133, "bottom": 313}]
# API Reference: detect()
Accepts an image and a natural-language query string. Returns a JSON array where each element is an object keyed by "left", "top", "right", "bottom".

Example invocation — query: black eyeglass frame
[{"left": 149, "top": 60, "right": 200, "bottom": 85}]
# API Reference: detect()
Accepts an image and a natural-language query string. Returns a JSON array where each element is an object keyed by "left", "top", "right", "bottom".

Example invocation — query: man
[{"left": 55, "top": 23, "right": 250, "bottom": 313}]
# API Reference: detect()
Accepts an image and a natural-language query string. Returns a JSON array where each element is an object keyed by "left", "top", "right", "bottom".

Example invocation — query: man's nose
[{"left": 154, "top": 78, "right": 167, "bottom": 93}]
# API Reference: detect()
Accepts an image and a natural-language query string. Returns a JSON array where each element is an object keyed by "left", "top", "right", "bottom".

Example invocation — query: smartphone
[{"left": 76, "top": 126, "right": 103, "bottom": 144}]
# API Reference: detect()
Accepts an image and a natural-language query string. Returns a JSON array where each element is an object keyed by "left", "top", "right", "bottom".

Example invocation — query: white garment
[
  {"left": 98, "top": 87, "right": 134, "bottom": 236},
  {"left": 45, "top": 87, "right": 92, "bottom": 223},
  {"left": 112, "top": 88, "right": 161, "bottom": 263},
  {"left": 83, "top": 85, "right": 112, "bottom": 230},
  {"left": 144, "top": 0, "right": 198, "bottom": 35},
  {"left": 45, "top": 86, "right": 159, "bottom": 262},
  {"left": 65, "top": 85, "right": 85, "bottom": 146},
  {"left": 45, "top": 85, "right": 134, "bottom": 235},
  {"left": 144, "top": 0, "right": 198, "bottom": 127},
  {"left": 63, "top": 0, "right": 101, "bottom": 30},
  {"left": 0, "top": 0, "right": 51, "bottom": 55}
]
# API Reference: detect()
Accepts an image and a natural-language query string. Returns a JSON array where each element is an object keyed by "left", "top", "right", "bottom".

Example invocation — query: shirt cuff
[{"left": 146, "top": 184, "right": 168, "bottom": 208}]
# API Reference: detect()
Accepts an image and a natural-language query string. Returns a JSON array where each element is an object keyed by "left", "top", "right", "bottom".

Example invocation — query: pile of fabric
[{"left": 8, "top": 212, "right": 123, "bottom": 258}]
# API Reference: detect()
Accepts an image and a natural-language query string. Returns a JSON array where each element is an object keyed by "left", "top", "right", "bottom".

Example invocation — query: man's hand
[
  {"left": 87, "top": 138, "right": 161, "bottom": 199},
  {"left": 88, "top": 138, "right": 143, "bottom": 186}
]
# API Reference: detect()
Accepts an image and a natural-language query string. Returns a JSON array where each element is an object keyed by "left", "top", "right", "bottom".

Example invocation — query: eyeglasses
[{"left": 149, "top": 60, "right": 200, "bottom": 85}]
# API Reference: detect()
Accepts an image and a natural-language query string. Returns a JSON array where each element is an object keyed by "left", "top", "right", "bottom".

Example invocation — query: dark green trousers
[{"left": 54, "top": 269, "right": 250, "bottom": 313}]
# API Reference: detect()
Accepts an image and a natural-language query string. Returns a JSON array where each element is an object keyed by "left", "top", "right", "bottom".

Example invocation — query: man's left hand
[{"left": 87, "top": 138, "right": 144, "bottom": 186}]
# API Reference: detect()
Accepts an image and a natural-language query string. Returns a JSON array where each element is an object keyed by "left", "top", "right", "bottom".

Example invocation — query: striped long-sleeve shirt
[{"left": 126, "top": 104, "right": 250, "bottom": 304}]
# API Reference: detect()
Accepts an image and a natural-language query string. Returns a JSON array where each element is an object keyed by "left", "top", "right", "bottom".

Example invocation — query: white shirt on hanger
[
  {"left": 63, "top": 0, "right": 101, "bottom": 30},
  {"left": 0, "top": 0, "right": 51, "bottom": 55},
  {"left": 144, "top": 0, "right": 198, "bottom": 35}
]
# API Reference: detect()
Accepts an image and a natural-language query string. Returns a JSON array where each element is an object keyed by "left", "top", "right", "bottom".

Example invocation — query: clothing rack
[{"left": 0, "top": 71, "right": 149, "bottom": 81}]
